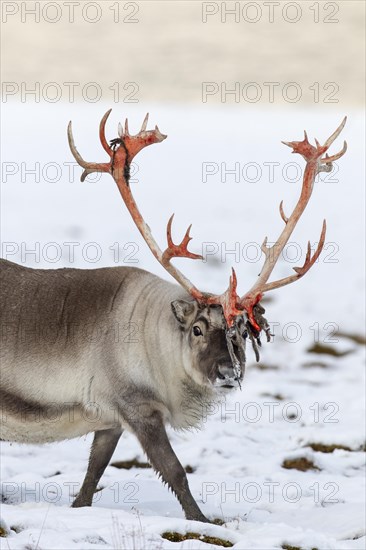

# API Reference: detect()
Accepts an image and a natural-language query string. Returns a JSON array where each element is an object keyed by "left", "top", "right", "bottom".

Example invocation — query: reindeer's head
[
  {"left": 171, "top": 301, "right": 244, "bottom": 390},
  {"left": 170, "top": 299, "right": 271, "bottom": 390},
  {"left": 68, "top": 112, "right": 347, "bottom": 386}
]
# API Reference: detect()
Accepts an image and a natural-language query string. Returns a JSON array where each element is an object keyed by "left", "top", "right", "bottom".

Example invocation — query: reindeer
[{"left": 0, "top": 113, "right": 346, "bottom": 522}]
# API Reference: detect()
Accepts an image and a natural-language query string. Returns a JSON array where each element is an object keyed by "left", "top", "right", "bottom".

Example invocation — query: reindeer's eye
[
  {"left": 193, "top": 326, "right": 202, "bottom": 337},
  {"left": 242, "top": 329, "right": 248, "bottom": 339}
]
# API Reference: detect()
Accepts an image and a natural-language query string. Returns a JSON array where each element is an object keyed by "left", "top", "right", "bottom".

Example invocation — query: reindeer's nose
[{"left": 218, "top": 365, "right": 238, "bottom": 381}]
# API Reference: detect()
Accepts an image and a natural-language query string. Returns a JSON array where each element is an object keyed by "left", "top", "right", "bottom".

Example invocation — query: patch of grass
[
  {"left": 111, "top": 458, "right": 151, "bottom": 470},
  {"left": 282, "top": 457, "right": 320, "bottom": 472},
  {"left": 162, "top": 531, "right": 233, "bottom": 547},
  {"left": 336, "top": 331, "right": 366, "bottom": 345},
  {"left": 254, "top": 363, "right": 279, "bottom": 370},
  {"left": 212, "top": 518, "right": 225, "bottom": 526},
  {"left": 261, "top": 392, "right": 285, "bottom": 400},
  {"left": 308, "top": 442, "right": 352, "bottom": 453},
  {"left": 282, "top": 546, "right": 319, "bottom": 550},
  {"left": 0, "top": 527, "right": 8, "bottom": 538},
  {"left": 353, "top": 532, "right": 366, "bottom": 540},
  {"left": 302, "top": 361, "right": 329, "bottom": 369},
  {"left": 111, "top": 459, "right": 196, "bottom": 473},
  {"left": 45, "top": 470, "right": 61, "bottom": 477},
  {"left": 306, "top": 343, "right": 353, "bottom": 357}
]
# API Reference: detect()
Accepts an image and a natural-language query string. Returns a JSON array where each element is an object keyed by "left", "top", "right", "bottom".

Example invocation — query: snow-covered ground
[{"left": 1, "top": 104, "right": 365, "bottom": 549}]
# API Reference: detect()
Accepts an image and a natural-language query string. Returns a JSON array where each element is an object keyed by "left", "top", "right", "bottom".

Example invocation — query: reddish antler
[
  {"left": 68, "top": 111, "right": 208, "bottom": 300},
  {"left": 68, "top": 112, "right": 347, "bottom": 329},
  {"left": 238, "top": 117, "right": 347, "bottom": 329}
]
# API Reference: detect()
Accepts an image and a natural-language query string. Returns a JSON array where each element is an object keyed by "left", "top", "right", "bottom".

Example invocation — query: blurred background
[{"left": 1, "top": 0, "right": 364, "bottom": 104}]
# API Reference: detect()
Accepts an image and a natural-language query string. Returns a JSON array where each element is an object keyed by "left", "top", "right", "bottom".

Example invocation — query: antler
[
  {"left": 68, "top": 110, "right": 210, "bottom": 301},
  {"left": 68, "top": 112, "right": 347, "bottom": 330},
  {"left": 238, "top": 117, "right": 347, "bottom": 329}
]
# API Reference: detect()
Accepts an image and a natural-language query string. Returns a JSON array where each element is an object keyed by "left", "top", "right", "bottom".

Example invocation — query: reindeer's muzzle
[{"left": 215, "top": 364, "right": 241, "bottom": 389}]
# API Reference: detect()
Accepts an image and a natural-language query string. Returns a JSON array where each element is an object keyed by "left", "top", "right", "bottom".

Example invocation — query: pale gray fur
[{"left": 0, "top": 258, "right": 245, "bottom": 522}]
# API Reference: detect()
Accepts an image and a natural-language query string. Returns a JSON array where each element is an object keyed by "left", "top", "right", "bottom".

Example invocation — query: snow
[{"left": 1, "top": 103, "right": 365, "bottom": 549}]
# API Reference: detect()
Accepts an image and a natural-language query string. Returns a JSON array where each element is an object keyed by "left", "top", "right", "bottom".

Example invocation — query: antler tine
[
  {"left": 99, "top": 109, "right": 113, "bottom": 155},
  {"left": 321, "top": 140, "right": 347, "bottom": 164},
  {"left": 279, "top": 200, "right": 288, "bottom": 224},
  {"left": 261, "top": 236, "right": 270, "bottom": 256},
  {"left": 67, "top": 121, "right": 87, "bottom": 168},
  {"left": 163, "top": 214, "right": 203, "bottom": 263},
  {"left": 263, "top": 220, "right": 327, "bottom": 292},
  {"left": 323, "top": 116, "right": 347, "bottom": 149},
  {"left": 67, "top": 121, "right": 110, "bottom": 182},
  {"left": 165, "top": 214, "right": 179, "bottom": 250},
  {"left": 282, "top": 141, "right": 293, "bottom": 149},
  {"left": 293, "top": 220, "right": 326, "bottom": 275},
  {"left": 125, "top": 118, "right": 130, "bottom": 136},
  {"left": 141, "top": 113, "right": 149, "bottom": 132}
]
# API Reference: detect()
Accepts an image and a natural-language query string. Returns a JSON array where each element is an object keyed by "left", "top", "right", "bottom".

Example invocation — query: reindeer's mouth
[
  {"left": 215, "top": 380, "right": 240, "bottom": 390},
  {"left": 219, "top": 383, "right": 238, "bottom": 390}
]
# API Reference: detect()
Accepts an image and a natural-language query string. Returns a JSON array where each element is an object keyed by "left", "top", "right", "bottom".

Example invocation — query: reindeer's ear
[{"left": 171, "top": 300, "right": 196, "bottom": 325}]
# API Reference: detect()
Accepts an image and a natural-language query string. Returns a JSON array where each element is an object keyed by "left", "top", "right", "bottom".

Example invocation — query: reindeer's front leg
[{"left": 132, "top": 410, "right": 210, "bottom": 523}]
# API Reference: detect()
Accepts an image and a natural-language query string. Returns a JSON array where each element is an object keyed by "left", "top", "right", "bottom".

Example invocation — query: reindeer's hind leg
[{"left": 72, "top": 427, "right": 122, "bottom": 507}]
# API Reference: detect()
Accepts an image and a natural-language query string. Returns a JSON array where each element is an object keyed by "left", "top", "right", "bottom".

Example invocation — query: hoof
[{"left": 71, "top": 498, "right": 92, "bottom": 508}]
